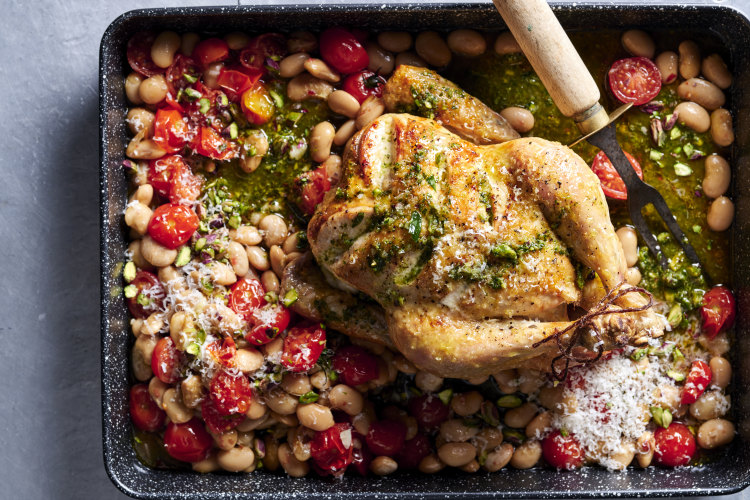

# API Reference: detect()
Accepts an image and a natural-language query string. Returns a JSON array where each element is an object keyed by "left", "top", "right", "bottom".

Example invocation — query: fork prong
[
  {"left": 649, "top": 193, "right": 702, "bottom": 266},
  {"left": 628, "top": 201, "right": 668, "bottom": 268}
]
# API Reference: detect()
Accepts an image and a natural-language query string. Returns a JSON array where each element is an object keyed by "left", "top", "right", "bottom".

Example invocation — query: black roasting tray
[{"left": 100, "top": 3, "right": 750, "bottom": 498}]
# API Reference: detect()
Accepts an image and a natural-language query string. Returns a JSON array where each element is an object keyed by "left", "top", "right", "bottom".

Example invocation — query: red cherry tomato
[
  {"left": 366, "top": 420, "right": 407, "bottom": 456},
  {"left": 591, "top": 150, "right": 644, "bottom": 200},
  {"left": 201, "top": 398, "right": 245, "bottom": 435},
  {"left": 239, "top": 33, "right": 287, "bottom": 74},
  {"left": 310, "top": 423, "right": 354, "bottom": 477},
  {"left": 349, "top": 434, "right": 374, "bottom": 476},
  {"left": 127, "top": 32, "right": 160, "bottom": 76},
  {"left": 541, "top": 430, "right": 584, "bottom": 470},
  {"left": 332, "top": 345, "right": 380, "bottom": 386},
  {"left": 191, "top": 126, "right": 238, "bottom": 161},
  {"left": 297, "top": 166, "right": 333, "bottom": 215},
  {"left": 228, "top": 278, "right": 267, "bottom": 321},
  {"left": 281, "top": 322, "right": 327, "bottom": 372},
  {"left": 205, "top": 335, "right": 237, "bottom": 368},
  {"left": 700, "top": 286, "right": 736, "bottom": 339},
  {"left": 152, "top": 337, "right": 181, "bottom": 384},
  {"left": 319, "top": 27, "right": 369, "bottom": 75},
  {"left": 147, "top": 203, "right": 199, "bottom": 249},
  {"left": 342, "top": 71, "right": 386, "bottom": 104},
  {"left": 209, "top": 370, "right": 253, "bottom": 416},
  {"left": 681, "top": 359, "right": 713, "bottom": 405},
  {"left": 408, "top": 394, "right": 450, "bottom": 431},
  {"left": 153, "top": 108, "right": 191, "bottom": 153},
  {"left": 608, "top": 56, "right": 662, "bottom": 106},
  {"left": 163, "top": 418, "right": 213, "bottom": 463},
  {"left": 394, "top": 433, "right": 431, "bottom": 470},
  {"left": 192, "top": 38, "right": 229, "bottom": 67},
  {"left": 246, "top": 304, "right": 292, "bottom": 346},
  {"left": 147, "top": 155, "right": 201, "bottom": 204},
  {"left": 654, "top": 422, "right": 696, "bottom": 467},
  {"left": 217, "top": 69, "right": 260, "bottom": 102},
  {"left": 165, "top": 54, "right": 201, "bottom": 97},
  {"left": 126, "top": 271, "right": 165, "bottom": 319},
  {"left": 241, "top": 83, "right": 275, "bottom": 126},
  {"left": 129, "top": 384, "right": 166, "bottom": 432}
]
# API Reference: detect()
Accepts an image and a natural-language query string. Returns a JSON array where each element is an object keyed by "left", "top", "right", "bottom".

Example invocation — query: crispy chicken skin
[{"left": 306, "top": 113, "right": 664, "bottom": 378}]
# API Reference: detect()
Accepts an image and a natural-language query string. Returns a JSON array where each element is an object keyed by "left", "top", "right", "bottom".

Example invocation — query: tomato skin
[
  {"left": 192, "top": 38, "right": 229, "bottom": 67},
  {"left": 246, "top": 304, "right": 291, "bottom": 346},
  {"left": 228, "top": 278, "right": 267, "bottom": 321},
  {"left": 201, "top": 398, "right": 245, "bottom": 434},
  {"left": 209, "top": 370, "right": 253, "bottom": 416},
  {"left": 126, "top": 271, "right": 165, "bottom": 319},
  {"left": 153, "top": 109, "right": 190, "bottom": 153},
  {"left": 700, "top": 286, "right": 736, "bottom": 339},
  {"left": 310, "top": 423, "right": 354, "bottom": 477},
  {"left": 281, "top": 323, "right": 327, "bottom": 372},
  {"left": 394, "top": 433, "right": 431, "bottom": 470},
  {"left": 319, "top": 27, "right": 369, "bottom": 75},
  {"left": 240, "top": 84, "right": 275, "bottom": 126},
  {"left": 591, "top": 150, "right": 643, "bottom": 200},
  {"left": 147, "top": 155, "right": 201, "bottom": 204},
  {"left": 152, "top": 337, "right": 181, "bottom": 384},
  {"left": 541, "top": 430, "right": 584, "bottom": 470},
  {"left": 217, "top": 69, "right": 259, "bottom": 102},
  {"left": 608, "top": 57, "right": 662, "bottom": 106},
  {"left": 127, "top": 32, "right": 161, "bottom": 76},
  {"left": 654, "top": 423, "right": 696, "bottom": 467},
  {"left": 147, "top": 203, "right": 199, "bottom": 249},
  {"left": 191, "top": 126, "right": 238, "bottom": 161},
  {"left": 366, "top": 420, "right": 407, "bottom": 456},
  {"left": 408, "top": 394, "right": 449, "bottom": 431},
  {"left": 163, "top": 418, "right": 213, "bottom": 463},
  {"left": 297, "top": 166, "right": 333, "bottom": 215},
  {"left": 681, "top": 360, "right": 713, "bottom": 405},
  {"left": 342, "top": 71, "right": 386, "bottom": 104},
  {"left": 332, "top": 345, "right": 380, "bottom": 386},
  {"left": 129, "top": 384, "right": 166, "bottom": 432},
  {"left": 205, "top": 335, "right": 237, "bottom": 368}
]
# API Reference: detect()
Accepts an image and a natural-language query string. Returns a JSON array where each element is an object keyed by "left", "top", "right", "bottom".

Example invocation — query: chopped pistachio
[
  {"left": 184, "top": 88, "right": 202, "bottom": 101},
  {"left": 186, "top": 342, "right": 201, "bottom": 356},
  {"left": 183, "top": 73, "right": 198, "bottom": 83},
  {"left": 175, "top": 246, "right": 191, "bottom": 267},
  {"left": 497, "top": 395, "right": 522, "bottom": 408},
  {"left": 667, "top": 369, "right": 686, "bottom": 382},
  {"left": 667, "top": 304, "right": 683, "bottom": 329},
  {"left": 649, "top": 150, "right": 664, "bottom": 161},
  {"left": 438, "top": 388, "right": 453, "bottom": 406},
  {"left": 123, "top": 284, "right": 138, "bottom": 298},
  {"left": 670, "top": 127, "right": 682, "bottom": 140},
  {"left": 282, "top": 289, "right": 299, "bottom": 307},
  {"left": 674, "top": 163, "right": 692, "bottom": 176},
  {"left": 123, "top": 261, "right": 137, "bottom": 282},
  {"left": 299, "top": 391, "right": 319, "bottom": 404}
]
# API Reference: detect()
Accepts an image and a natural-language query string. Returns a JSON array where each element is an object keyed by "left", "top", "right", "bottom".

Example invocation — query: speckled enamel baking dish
[{"left": 100, "top": 3, "right": 750, "bottom": 498}]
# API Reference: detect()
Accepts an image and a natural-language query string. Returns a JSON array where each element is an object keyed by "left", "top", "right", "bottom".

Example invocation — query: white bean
[
  {"left": 500, "top": 107, "right": 534, "bottom": 133},
  {"left": 236, "top": 348, "right": 264, "bottom": 373},
  {"left": 355, "top": 96, "right": 385, "bottom": 130},
  {"left": 151, "top": 31, "right": 181, "bottom": 69},
  {"left": 217, "top": 446, "right": 255, "bottom": 472},
  {"left": 327, "top": 90, "right": 360, "bottom": 118},
  {"left": 181, "top": 374, "right": 204, "bottom": 409},
  {"left": 504, "top": 402, "right": 537, "bottom": 429},
  {"left": 526, "top": 411, "right": 552, "bottom": 439},
  {"left": 371, "top": 456, "right": 398, "bottom": 475},
  {"left": 710, "top": 356, "right": 731, "bottom": 389},
  {"left": 148, "top": 376, "right": 168, "bottom": 407},
  {"left": 437, "top": 442, "right": 476, "bottom": 467},
  {"left": 677, "top": 78, "right": 725, "bottom": 111},
  {"left": 395, "top": 51, "right": 427, "bottom": 68},
  {"left": 260, "top": 270, "right": 279, "bottom": 293},
  {"left": 328, "top": 384, "right": 364, "bottom": 415},
  {"left": 707, "top": 196, "right": 734, "bottom": 232},
  {"left": 616, "top": 226, "right": 638, "bottom": 267},
  {"left": 304, "top": 58, "right": 340, "bottom": 83},
  {"left": 377, "top": 31, "right": 412, "bottom": 53},
  {"left": 333, "top": 119, "right": 357, "bottom": 146},
  {"left": 139, "top": 74, "right": 168, "bottom": 105},
  {"left": 447, "top": 29, "right": 486, "bottom": 57},
  {"left": 126, "top": 108, "right": 155, "bottom": 136},
  {"left": 161, "top": 388, "right": 193, "bottom": 424},
  {"left": 269, "top": 245, "right": 285, "bottom": 278},
  {"left": 259, "top": 214, "right": 287, "bottom": 247},
  {"left": 224, "top": 31, "right": 250, "bottom": 50},
  {"left": 689, "top": 390, "right": 729, "bottom": 420},
  {"left": 124, "top": 202, "right": 152, "bottom": 236},
  {"left": 450, "top": 391, "right": 483, "bottom": 417},
  {"left": 679, "top": 40, "right": 701, "bottom": 79},
  {"left": 126, "top": 130, "right": 166, "bottom": 160},
  {"left": 494, "top": 32, "right": 521, "bottom": 55},
  {"left": 710, "top": 108, "right": 734, "bottom": 147},
  {"left": 279, "top": 52, "right": 309, "bottom": 78},
  {"left": 415, "top": 31, "right": 451, "bottom": 67},
  {"left": 180, "top": 33, "right": 200, "bottom": 56},
  {"left": 287, "top": 31, "right": 317, "bottom": 53},
  {"left": 230, "top": 225, "right": 262, "bottom": 246},
  {"left": 418, "top": 454, "right": 445, "bottom": 473},
  {"left": 296, "top": 403, "right": 334, "bottom": 431},
  {"left": 509, "top": 440, "right": 541, "bottom": 469},
  {"left": 366, "top": 42, "right": 394, "bottom": 75},
  {"left": 278, "top": 443, "right": 309, "bottom": 477},
  {"left": 287, "top": 74, "right": 333, "bottom": 101},
  {"left": 415, "top": 371, "right": 443, "bottom": 392},
  {"left": 246, "top": 245, "right": 270, "bottom": 271},
  {"left": 702, "top": 54, "right": 732, "bottom": 89},
  {"left": 703, "top": 155, "right": 731, "bottom": 198},
  {"left": 140, "top": 235, "right": 177, "bottom": 267},
  {"left": 203, "top": 62, "right": 223, "bottom": 90},
  {"left": 697, "top": 418, "right": 735, "bottom": 449},
  {"left": 125, "top": 72, "right": 144, "bottom": 104},
  {"left": 655, "top": 51, "right": 679, "bottom": 84},
  {"left": 674, "top": 101, "right": 710, "bottom": 133},
  {"left": 310, "top": 121, "right": 336, "bottom": 162},
  {"left": 484, "top": 443, "right": 514, "bottom": 472},
  {"left": 281, "top": 373, "right": 312, "bottom": 397},
  {"left": 621, "top": 30, "right": 655, "bottom": 58}
]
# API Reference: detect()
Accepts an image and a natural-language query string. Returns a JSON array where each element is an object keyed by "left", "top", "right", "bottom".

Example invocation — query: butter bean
[
  {"left": 697, "top": 418, "right": 735, "bottom": 449},
  {"left": 246, "top": 245, "right": 269, "bottom": 272},
  {"left": 450, "top": 391, "right": 483, "bottom": 417},
  {"left": 181, "top": 374, "right": 204, "bottom": 409},
  {"left": 689, "top": 390, "right": 729, "bottom": 420},
  {"left": 125, "top": 72, "right": 144, "bottom": 104},
  {"left": 329, "top": 384, "right": 364, "bottom": 416},
  {"left": 418, "top": 454, "right": 445, "bottom": 473},
  {"left": 162, "top": 388, "right": 193, "bottom": 424},
  {"left": 678, "top": 78, "right": 725, "bottom": 111},
  {"left": 447, "top": 29, "right": 486, "bottom": 56},
  {"left": 707, "top": 196, "right": 734, "bottom": 232},
  {"left": 333, "top": 119, "right": 357, "bottom": 146},
  {"left": 703, "top": 155, "right": 731, "bottom": 199},
  {"left": 702, "top": 54, "right": 732, "bottom": 89},
  {"left": 616, "top": 226, "right": 638, "bottom": 267},
  {"left": 655, "top": 51, "right": 679, "bottom": 84},
  {"left": 260, "top": 270, "right": 279, "bottom": 293},
  {"left": 355, "top": 96, "right": 385, "bottom": 130},
  {"left": 230, "top": 225, "right": 262, "bottom": 246},
  {"left": 327, "top": 90, "right": 360, "bottom": 118},
  {"left": 710, "top": 108, "right": 734, "bottom": 147},
  {"left": 304, "top": 58, "right": 340, "bottom": 83},
  {"left": 415, "top": 31, "right": 451, "bottom": 67},
  {"left": 415, "top": 371, "right": 443, "bottom": 392},
  {"left": 621, "top": 30, "right": 655, "bottom": 58},
  {"left": 674, "top": 101, "right": 710, "bottom": 133},
  {"left": 124, "top": 201, "right": 152, "bottom": 236},
  {"left": 148, "top": 376, "right": 168, "bottom": 407},
  {"left": 236, "top": 348, "right": 264, "bottom": 374},
  {"left": 378, "top": 31, "right": 412, "bottom": 53},
  {"left": 203, "top": 62, "right": 223, "bottom": 90},
  {"left": 140, "top": 235, "right": 177, "bottom": 267},
  {"left": 286, "top": 73, "right": 333, "bottom": 101},
  {"left": 151, "top": 31, "right": 181, "bottom": 68},
  {"left": 259, "top": 214, "right": 287, "bottom": 247},
  {"left": 224, "top": 31, "right": 250, "bottom": 50},
  {"left": 278, "top": 443, "right": 309, "bottom": 477},
  {"left": 180, "top": 33, "right": 200, "bottom": 56},
  {"left": 279, "top": 52, "right": 308, "bottom": 78},
  {"left": 510, "top": 440, "right": 541, "bottom": 469},
  {"left": 287, "top": 31, "right": 317, "bottom": 53},
  {"left": 494, "top": 31, "right": 521, "bottom": 55},
  {"left": 395, "top": 51, "right": 427, "bottom": 68},
  {"left": 139, "top": 74, "right": 168, "bottom": 105},
  {"left": 500, "top": 107, "right": 534, "bottom": 133},
  {"left": 371, "top": 456, "right": 398, "bottom": 475},
  {"left": 218, "top": 446, "right": 254, "bottom": 472},
  {"left": 484, "top": 443, "right": 514, "bottom": 472},
  {"left": 504, "top": 402, "right": 537, "bottom": 429},
  {"left": 366, "top": 42, "right": 394, "bottom": 75},
  {"left": 296, "top": 403, "right": 334, "bottom": 431},
  {"left": 132, "top": 334, "right": 156, "bottom": 381},
  {"left": 710, "top": 356, "right": 731, "bottom": 389},
  {"left": 309, "top": 121, "right": 336, "bottom": 161},
  {"left": 437, "top": 442, "right": 476, "bottom": 467},
  {"left": 679, "top": 40, "right": 701, "bottom": 79},
  {"left": 126, "top": 107, "right": 155, "bottom": 136}
]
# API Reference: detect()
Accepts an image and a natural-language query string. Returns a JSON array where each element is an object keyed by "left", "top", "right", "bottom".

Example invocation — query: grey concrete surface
[{"left": 0, "top": 0, "right": 749, "bottom": 499}]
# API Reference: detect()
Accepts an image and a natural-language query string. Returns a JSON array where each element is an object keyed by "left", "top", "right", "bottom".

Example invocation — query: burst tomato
[
  {"left": 129, "top": 384, "right": 166, "bottom": 432},
  {"left": 228, "top": 278, "right": 267, "bottom": 321},
  {"left": 654, "top": 422, "right": 696, "bottom": 467},
  {"left": 192, "top": 38, "right": 229, "bottom": 67},
  {"left": 408, "top": 394, "right": 449, "bottom": 431},
  {"left": 191, "top": 126, "right": 238, "bottom": 161},
  {"left": 681, "top": 359, "right": 712, "bottom": 405},
  {"left": 241, "top": 83, "right": 275, "bottom": 125},
  {"left": 310, "top": 423, "right": 354, "bottom": 477},
  {"left": 165, "top": 54, "right": 201, "bottom": 97},
  {"left": 541, "top": 430, "right": 584, "bottom": 470},
  {"left": 280, "top": 322, "right": 327, "bottom": 372},
  {"left": 201, "top": 398, "right": 245, "bottom": 435},
  {"left": 217, "top": 69, "right": 260, "bottom": 102},
  {"left": 163, "top": 418, "right": 213, "bottom": 463},
  {"left": 700, "top": 286, "right": 736, "bottom": 339},
  {"left": 205, "top": 335, "right": 237, "bottom": 368},
  {"left": 591, "top": 150, "right": 643, "bottom": 200},
  {"left": 153, "top": 108, "right": 190, "bottom": 153},
  {"left": 126, "top": 271, "right": 165, "bottom": 319},
  {"left": 342, "top": 71, "right": 386, "bottom": 104},
  {"left": 152, "top": 337, "right": 180, "bottom": 384},
  {"left": 246, "top": 303, "right": 291, "bottom": 346},
  {"left": 608, "top": 56, "right": 662, "bottom": 106},
  {"left": 209, "top": 370, "right": 253, "bottom": 416},
  {"left": 147, "top": 203, "right": 199, "bottom": 249},
  {"left": 147, "top": 155, "right": 202, "bottom": 204},
  {"left": 319, "top": 27, "right": 369, "bottom": 75},
  {"left": 127, "top": 32, "right": 160, "bottom": 76},
  {"left": 332, "top": 345, "right": 380, "bottom": 386},
  {"left": 394, "top": 433, "right": 431, "bottom": 470},
  {"left": 297, "top": 166, "right": 333, "bottom": 215},
  {"left": 366, "top": 420, "right": 407, "bottom": 456},
  {"left": 239, "top": 33, "right": 287, "bottom": 74},
  {"left": 349, "top": 435, "right": 374, "bottom": 476}
]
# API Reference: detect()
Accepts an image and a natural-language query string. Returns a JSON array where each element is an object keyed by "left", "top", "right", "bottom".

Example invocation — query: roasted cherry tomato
[
  {"left": 127, "top": 32, "right": 161, "bottom": 76},
  {"left": 147, "top": 155, "right": 201, "bottom": 204},
  {"left": 246, "top": 303, "right": 291, "bottom": 346},
  {"left": 201, "top": 398, "right": 245, "bottom": 435},
  {"left": 297, "top": 166, "right": 333, "bottom": 215},
  {"left": 541, "top": 430, "right": 584, "bottom": 470},
  {"left": 700, "top": 286, "right": 736, "bottom": 339},
  {"left": 394, "top": 433, "right": 431, "bottom": 470},
  {"left": 654, "top": 422, "right": 696, "bottom": 467},
  {"left": 192, "top": 38, "right": 229, "bottom": 67},
  {"left": 408, "top": 394, "right": 450, "bottom": 431},
  {"left": 165, "top": 54, "right": 201, "bottom": 97},
  {"left": 163, "top": 417, "right": 213, "bottom": 463},
  {"left": 681, "top": 359, "right": 713, "bottom": 405},
  {"left": 205, "top": 335, "right": 237, "bottom": 368},
  {"left": 228, "top": 278, "right": 267, "bottom": 321},
  {"left": 153, "top": 108, "right": 191, "bottom": 153},
  {"left": 152, "top": 337, "right": 181, "bottom": 384},
  {"left": 342, "top": 71, "right": 386, "bottom": 104},
  {"left": 366, "top": 420, "right": 407, "bottom": 456},
  {"left": 147, "top": 203, "right": 199, "bottom": 249},
  {"left": 319, "top": 27, "right": 369, "bottom": 75},
  {"left": 608, "top": 56, "right": 662, "bottom": 106},
  {"left": 281, "top": 322, "right": 327, "bottom": 372},
  {"left": 209, "top": 370, "right": 253, "bottom": 416},
  {"left": 192, "top": 126, "right": 238, "bottom": 161},
  {"left": 310, "top": 423, "right": 354, "bottom": 477},
  {"left": 590, "top": 150, "right": 643, "bottom": 200},
  {"left": 126, "top": 271, "right": 165, "bottom": 319},
  {"left": 239, "top": 33, "right": 287, "bottom": 74},
  {"left": 349, "top": 433, "right": 374, "bottom": 476},
  {"left": 241, "top": 83, "right": 275, "bottom": 126},
  {"left": 332, "top": 345, "right": 380, "bottom": 386},
  {"left": 129, "top": 384, "right": 166, "bottom": 432},
  {"left": 217, "top": 69, "right": 260, "bottom": 102}
]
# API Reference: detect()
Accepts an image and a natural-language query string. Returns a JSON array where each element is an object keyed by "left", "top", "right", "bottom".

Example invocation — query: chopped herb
[
  {"left": 407, "top": 212, "right": 422, "bottom": 242},
  {"left": 426, "top": 175, "right": 437, "bottom": 190},
  {"left": 490, "top": 243, "right": 518, "bottom": 262}
]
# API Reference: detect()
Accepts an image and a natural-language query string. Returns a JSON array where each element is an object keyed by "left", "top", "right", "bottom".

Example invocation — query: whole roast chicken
[{"left": 283, "top": 66, "right": 665, "bottom": 379}]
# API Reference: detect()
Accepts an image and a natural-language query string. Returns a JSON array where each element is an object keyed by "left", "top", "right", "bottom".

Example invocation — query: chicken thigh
[{"left": 307, "top": 113, "right": 665, "bottom": 379}]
